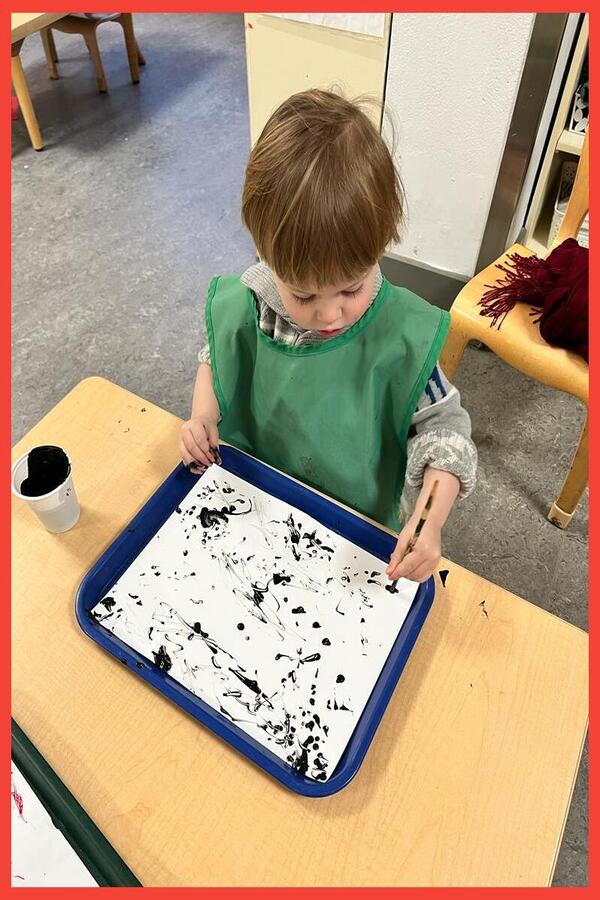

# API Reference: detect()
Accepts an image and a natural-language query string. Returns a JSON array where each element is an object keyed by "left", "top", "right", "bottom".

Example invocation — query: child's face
[{"left": 273, "top": 265, "right": 378, "bottom": 338}]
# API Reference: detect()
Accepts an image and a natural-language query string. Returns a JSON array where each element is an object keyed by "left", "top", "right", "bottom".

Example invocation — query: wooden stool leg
[
  {"left": 438, "top": 322, "right": 470, "bottom": 381},
  {"left": 548, "top": 415, "right": 588, "bottom": 528},
  {"left": 48, "top": 27, "right": 58, "bottom": 62},
  {"left": 136, "top": 41, "right": 146, "bottom": 66},
  {"left": 41, "top": 29, "right": 59, "bottom": 80},
  {"left": 84, "top": 28, "right": 108, "bottom": 93},
  {"left": 120, "top": 14, "right": 141, "bottom": 83},
  {"left": 11, "top": 50, "right": 44, "bottom": 151}
]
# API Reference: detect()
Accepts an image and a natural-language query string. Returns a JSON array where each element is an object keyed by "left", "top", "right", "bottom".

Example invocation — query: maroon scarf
[{"left": 478, "top": 238, "right": 589, "bottom": 362}]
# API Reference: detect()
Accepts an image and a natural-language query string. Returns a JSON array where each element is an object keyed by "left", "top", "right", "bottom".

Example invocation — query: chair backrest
[{"left": 551, "top": 127, "right": 589, "bottom": 250}]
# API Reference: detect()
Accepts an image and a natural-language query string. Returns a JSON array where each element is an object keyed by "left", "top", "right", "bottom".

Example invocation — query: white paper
[
  {"left": 267, "top": 13, "right": 386, "bottom": 39},
  {"left": 92, "top": 467, "right": 418, "bottom": 781},
  {"left": 11, "top": 764, "right": 98, "bottom": 887}
]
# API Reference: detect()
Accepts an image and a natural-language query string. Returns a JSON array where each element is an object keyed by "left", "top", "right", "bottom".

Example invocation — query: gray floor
[{"left": 12, "top": 14, "right": 588, "bottom": 887}]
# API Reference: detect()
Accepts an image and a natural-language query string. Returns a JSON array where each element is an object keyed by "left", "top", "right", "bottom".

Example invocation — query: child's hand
[
  {"left": 386, "top": 517, "right": 442, "bottom": 583},
  {"left": 180, "top": 415, "right": 220, "bottom": 470}
]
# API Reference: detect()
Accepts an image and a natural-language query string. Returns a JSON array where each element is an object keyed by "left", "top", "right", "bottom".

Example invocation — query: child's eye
[
  {"left": 342, "top": 286, "right": 363, "bottom": 297},
  {"left": 293, "top": 294, "right": 315, "bottom": 305}
]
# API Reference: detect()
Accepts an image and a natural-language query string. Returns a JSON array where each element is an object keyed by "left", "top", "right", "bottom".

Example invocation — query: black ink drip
[{"left": 153, "top": 645, "right": 172, "bottom": 672}]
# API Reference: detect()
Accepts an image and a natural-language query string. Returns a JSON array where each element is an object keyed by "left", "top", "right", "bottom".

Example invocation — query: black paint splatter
[
  {"left": 229, "top": 668, "right": 261, "bottom": 694},
  {"left": 439, "top": 569, "right": 449, "bottom": 587},
  {"left": 153, "top": 645, "right": 172, "bottom": 672},
  {"left": 291, "top": 746, "right": 309, "bottom": 776},
  {"left": 285, "top": 514, "right": 302, "bottom": 560},
  {"left": 273, "top": 573, "right": 292, "bottom": 586},
  {"left": 199, "top": 497, "right": 252, "bottom": 530}
]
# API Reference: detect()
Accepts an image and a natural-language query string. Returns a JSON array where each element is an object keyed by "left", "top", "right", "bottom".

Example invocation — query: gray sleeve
[
  {"left": 197, "top": 343, "right": 211, "bottom": 365},
  {"left": 404, "top": 365, "right": 477, "bottom": 500}
]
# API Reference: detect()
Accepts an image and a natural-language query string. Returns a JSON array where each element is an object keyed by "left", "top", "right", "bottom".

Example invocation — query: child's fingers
[
  {"left": 180, "top": 451, "right": 207, "bottom": 475},
  {"left": 179, "top": 443, "right": 206, "bottom": 473},
  {"left": 406, "top": 561, "right": 437, "bottom": 583},
  {"left": 386, "top": 534, "right": 412, "bottom": 577},
  {"left": 182, "top": 429, "right": 212, "bottom": 467},
  {"left": 206, "top": 421, "right": 220, "bottom": 450},
  {"left": 393, "top": 550, "right": 441, "bottom": 583},
  {"left": 187, "top": 461, "right": 207, "bottom": 474},
  {"left": 189, "top": 421, "right": 213, "bottom": 452},
  {"left": 388, "top": 548, "right": 425, "bottom": 582},
  {"left": 188, "top": 422, "right": 216, "bottom": 462}
]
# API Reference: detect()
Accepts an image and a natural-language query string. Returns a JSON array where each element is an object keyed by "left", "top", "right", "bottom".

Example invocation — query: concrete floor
[{"left": 12, "top": 13, "right": 588, "bottom": 887}]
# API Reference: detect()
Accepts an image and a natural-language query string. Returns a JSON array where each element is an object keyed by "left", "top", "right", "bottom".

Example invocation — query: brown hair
[{"left": 241, "top": 89, "right": 405, "bottom": 289}]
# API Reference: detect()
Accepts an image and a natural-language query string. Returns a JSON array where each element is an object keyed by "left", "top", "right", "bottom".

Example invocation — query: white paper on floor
[
  {"left": 11, "top": 764, "right": 98, "bottom": 888},
  {"left": 91, "top": 466, "right": 419, "bottom": 781}
]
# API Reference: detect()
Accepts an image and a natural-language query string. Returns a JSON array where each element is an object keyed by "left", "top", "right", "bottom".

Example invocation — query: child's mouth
[{"left": 318, "top": 328, "right": 342, "bottom": 337}]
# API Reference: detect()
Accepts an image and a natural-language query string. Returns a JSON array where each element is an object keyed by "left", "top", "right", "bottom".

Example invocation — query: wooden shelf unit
[{"left": 524, "top": 14, "right": 588, "bottom": 253}]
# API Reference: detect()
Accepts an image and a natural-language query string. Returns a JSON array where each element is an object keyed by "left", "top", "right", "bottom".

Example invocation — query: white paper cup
[{"left": 11, "top": 447, "right": 80, "bottom": 533}]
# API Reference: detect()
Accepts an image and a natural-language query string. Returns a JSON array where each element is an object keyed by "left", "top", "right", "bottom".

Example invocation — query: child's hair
[{"left": 241, "top": 88, "right": 405, "bottom": 289}]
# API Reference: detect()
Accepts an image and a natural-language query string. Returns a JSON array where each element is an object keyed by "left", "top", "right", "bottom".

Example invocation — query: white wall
[
  {"left": 245, "top": 14, "right": 390, "bottom": 145},
  {"left": 384, "top": 13, "right": 534, "bottom": 279}
]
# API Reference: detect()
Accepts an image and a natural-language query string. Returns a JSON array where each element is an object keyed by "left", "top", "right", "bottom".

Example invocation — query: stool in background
[
  {"left": 440, "top": 130, "right": 589, "bottom": 529},
  {"left": 41, "top": 13, "right": 145, "bottom": 94}
]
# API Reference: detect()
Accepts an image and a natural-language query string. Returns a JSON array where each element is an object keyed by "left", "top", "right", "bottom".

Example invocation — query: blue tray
[{"left": 76, "top": 445, "right": 434, "bottom": 798}]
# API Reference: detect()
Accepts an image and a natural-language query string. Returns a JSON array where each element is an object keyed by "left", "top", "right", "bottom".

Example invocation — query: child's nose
[{"left": 319, "top": 305, "right": 342, "bottom": 325}]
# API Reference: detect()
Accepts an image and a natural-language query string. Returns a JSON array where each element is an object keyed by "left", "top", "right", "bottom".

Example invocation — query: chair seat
[
  {"left": 50, "top": 14, "right": 121, "bottom": 33},
  {"left": 452, "top": 243, "right": 588, "bottom": 403}
]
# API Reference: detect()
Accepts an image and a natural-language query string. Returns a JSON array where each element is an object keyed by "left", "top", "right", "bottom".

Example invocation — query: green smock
[{"left": 206, "top": 274, "right": 449, "bottom": 531}]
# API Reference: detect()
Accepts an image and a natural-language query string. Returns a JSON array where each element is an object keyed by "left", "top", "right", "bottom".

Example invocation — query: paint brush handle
[{"left": 406, "top": 479, "right": 439, "bottom": 554}]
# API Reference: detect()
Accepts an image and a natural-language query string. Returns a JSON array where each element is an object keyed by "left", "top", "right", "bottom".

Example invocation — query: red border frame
[{"left": 6, "top": 4, "right": 593, "bottom": 896}]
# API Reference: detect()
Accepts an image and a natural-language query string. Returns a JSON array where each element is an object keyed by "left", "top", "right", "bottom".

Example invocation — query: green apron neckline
[{"left": 246, "top": 276, "right": 392, "bottom": 356}]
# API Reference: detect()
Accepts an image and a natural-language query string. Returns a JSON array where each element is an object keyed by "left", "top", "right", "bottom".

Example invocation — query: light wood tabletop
[
  {"left": 12, "top": 377, "right": 588, "bottom": 887},
  {"left": 11, "top": 13, "right": 67, "bottom": 43}
]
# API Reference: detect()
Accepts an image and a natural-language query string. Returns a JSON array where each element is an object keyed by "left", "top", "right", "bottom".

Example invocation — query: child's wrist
[
  {"left": 425, "top": 512, "right": 445, "bottom": 532},
  {"left": 191, "top": 410, "right": 218, "bottom": 425}
]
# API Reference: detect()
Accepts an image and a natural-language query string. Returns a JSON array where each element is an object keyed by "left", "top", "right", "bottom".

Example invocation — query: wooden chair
[
  {"left": 440, "top": 130, "right": 589, "bottom": 529},
  {"left": 40, "top": 13, "right": 145, "bottom": 94}
]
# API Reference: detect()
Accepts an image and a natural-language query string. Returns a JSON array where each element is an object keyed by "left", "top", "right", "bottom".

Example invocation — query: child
[{"left": 180, "top": 89, "right": 477, "bottom": 583}]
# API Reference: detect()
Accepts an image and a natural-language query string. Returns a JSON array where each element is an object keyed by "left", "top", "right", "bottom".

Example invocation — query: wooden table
[
  {"left": 12, "top": 378, "right": 588, "bottom": 887},
  {"left": 11, "top": 13, "right": 67, "bottom": 150}
]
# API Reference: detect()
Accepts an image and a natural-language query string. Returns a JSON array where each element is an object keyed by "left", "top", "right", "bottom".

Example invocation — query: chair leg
[
  {"left": 48, "top": 28, "right": 59, "bottom": 62},
  {"left": 120, "top": 14, "right": 141, "bottom": 84},
  {"left": 84, "top": 28, "right": 108, "bottom": 94},
  {"left": 548, "top": 415, "right": 588, "bottom": 528},
  {"left": 136, "top": 41, "right": 146, "bottom": 66},
  {"left": 438, "top": 324, "right": 469, "bottom": 381},
  {"left": 41, "top": 29, "right": 59, "bottom": 79}
]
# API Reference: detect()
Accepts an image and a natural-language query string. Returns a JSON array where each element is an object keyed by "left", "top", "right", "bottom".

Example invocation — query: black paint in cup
[{"left": 19, "top": 445, "right": 71, "bottom": 497}]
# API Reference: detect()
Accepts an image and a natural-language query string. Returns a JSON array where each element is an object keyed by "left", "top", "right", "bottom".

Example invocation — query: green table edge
[{"left": 11, "top": 718, "right": 142, "bottom": 887}]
